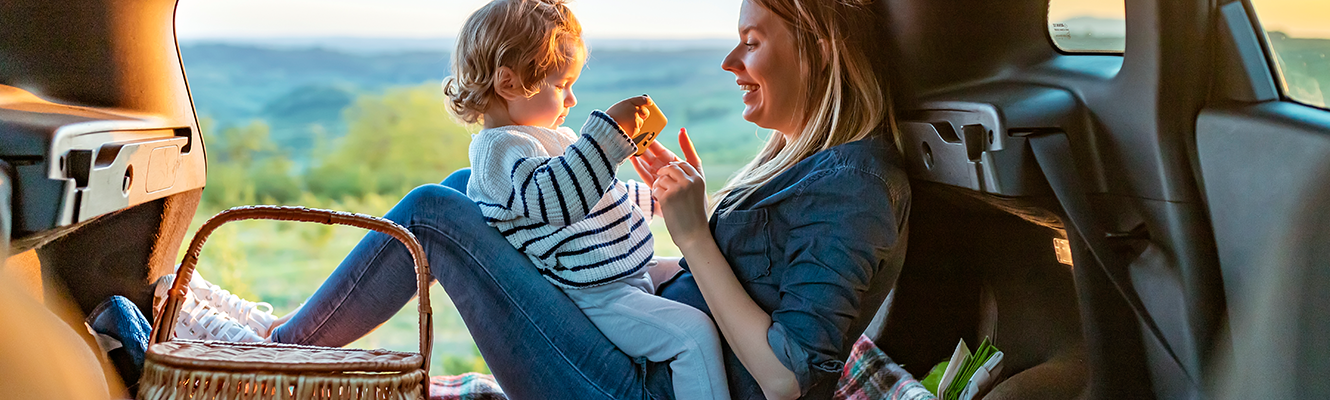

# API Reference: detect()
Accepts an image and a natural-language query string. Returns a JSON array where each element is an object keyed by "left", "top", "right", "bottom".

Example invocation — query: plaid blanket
[
  {"left": 834, "top": 335, "right": 937, "bottom": 400},
  {"left": 429, "top": 335, "right": 933, "bottom": 400},
  {"left": 429, "top": 373, "right": 506, "bottom": 400}
]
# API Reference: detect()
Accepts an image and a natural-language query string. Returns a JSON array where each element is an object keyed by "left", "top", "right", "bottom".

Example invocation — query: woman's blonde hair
[
  {"left": 711, "top": 0, "right": 897, "bottom": 215},
  {"left": 443, "top": 0, "right": 585, "bottom": 125}
]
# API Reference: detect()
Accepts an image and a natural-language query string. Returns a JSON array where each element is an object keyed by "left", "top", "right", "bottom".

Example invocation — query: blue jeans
[
  {"left": 564, "top": 272, "right": 729, "bottom": 400},
  {"left": 268, "top": 173, "right": 681, "bottom": 399}
]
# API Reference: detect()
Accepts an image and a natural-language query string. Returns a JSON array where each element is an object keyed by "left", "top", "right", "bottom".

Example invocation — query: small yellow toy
[{"left": 632, "top": 99, "right": 668, "bottom": 156}]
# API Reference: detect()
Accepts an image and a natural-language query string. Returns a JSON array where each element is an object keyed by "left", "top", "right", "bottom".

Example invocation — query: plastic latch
[{"left": 66, "top": 150, "right": 93, "bottom": 188}]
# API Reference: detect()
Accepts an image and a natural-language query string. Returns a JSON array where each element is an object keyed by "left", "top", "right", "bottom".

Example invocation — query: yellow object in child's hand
[{"left": 632, "top": 100, "right": 667, "bottom": 156}]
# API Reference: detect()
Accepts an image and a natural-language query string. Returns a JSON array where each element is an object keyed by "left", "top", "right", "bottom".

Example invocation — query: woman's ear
[{"left": 493, "top": 66, "right": 525, "bottom": 101}]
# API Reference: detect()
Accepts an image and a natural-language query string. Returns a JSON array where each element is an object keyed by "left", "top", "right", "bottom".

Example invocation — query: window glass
[
  {"left": 1251, "top": 0, "right": 1330, "bottom": 109},
  {"left": 1048, "top": 0, "right": 1126, "bottom": 53}
]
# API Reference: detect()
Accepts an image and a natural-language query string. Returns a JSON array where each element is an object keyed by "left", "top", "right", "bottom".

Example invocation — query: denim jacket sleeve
[{"left": 765, "top": 166, "right": 905, "bottom": 396}]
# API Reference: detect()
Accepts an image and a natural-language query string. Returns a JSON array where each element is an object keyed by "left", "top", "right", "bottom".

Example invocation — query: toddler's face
[{"left": 508, "top": 52, "right": 585, "bottom": 129}]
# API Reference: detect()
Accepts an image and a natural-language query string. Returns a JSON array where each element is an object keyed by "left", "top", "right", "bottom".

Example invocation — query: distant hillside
[
  {"left": 181, "top": 43, "right": 764, "bottom": 167},
  {"left": 180, "top": 38, "right": 459, "bottom": 54},
  {"left": 179, "top": 37, "right": 735, "bottom": 54},
  {"left": 182, "top": 43, "right": 450, "bottom": 149}
]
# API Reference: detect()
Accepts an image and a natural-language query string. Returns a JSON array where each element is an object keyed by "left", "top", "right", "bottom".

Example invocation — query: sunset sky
[
  {"left": 177, "top": 0, "right": 742, "bottom": 40},
  {"left": 176, "top": 0, "right": 1329, "bottom": 40}
]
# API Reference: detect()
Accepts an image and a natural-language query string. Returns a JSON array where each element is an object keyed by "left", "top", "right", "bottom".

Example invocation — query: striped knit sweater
[{"left": 467, "top": 111, "right": 655, "bottom": 289}]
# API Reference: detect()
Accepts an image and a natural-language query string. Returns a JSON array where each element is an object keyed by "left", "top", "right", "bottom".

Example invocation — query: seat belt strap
[{"left": 1026, "top": 132, "right": 1195, "bottom": 384}]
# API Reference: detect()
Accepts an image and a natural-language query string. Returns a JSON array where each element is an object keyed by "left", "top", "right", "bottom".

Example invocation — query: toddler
[{"left": 443, "top": 1, "right": 729, "bottom": 399}]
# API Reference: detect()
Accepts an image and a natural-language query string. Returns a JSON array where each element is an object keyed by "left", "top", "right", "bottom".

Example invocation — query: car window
[
  {"left": 1250, "top": 0, "right": 1330, "bottom": 109},
  {"left": 1048, "top": 0, "right": 1126, "bottom": 53}
]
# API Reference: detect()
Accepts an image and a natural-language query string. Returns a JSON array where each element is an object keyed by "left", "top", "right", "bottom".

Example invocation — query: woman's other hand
[
  {"left": 653, "top": 129, "right": 710, "bottom": 245},
  {"left": 631, "top": 139, "right": 681, "bottom": 216},
  {"left": 630, "top": 140, "right": 679, "bottom": 186}
]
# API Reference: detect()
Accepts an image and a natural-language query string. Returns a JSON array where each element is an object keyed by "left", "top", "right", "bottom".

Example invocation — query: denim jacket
[{"left": 680, "top": 134, "right": 911, "bottom": 398}]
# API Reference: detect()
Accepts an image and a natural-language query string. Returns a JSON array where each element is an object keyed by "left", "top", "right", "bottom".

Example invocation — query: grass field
[{"left": 184, "top": 192, "right": 686, "bottom": 374}]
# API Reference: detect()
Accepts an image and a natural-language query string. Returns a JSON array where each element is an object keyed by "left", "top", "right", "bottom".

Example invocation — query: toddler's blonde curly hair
[{"left": 443, "top": 0, "right": 585, "bottom": 125}]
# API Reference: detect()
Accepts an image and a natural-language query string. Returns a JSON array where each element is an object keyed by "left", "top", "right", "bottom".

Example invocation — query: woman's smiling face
[{"left": 722, "top": 0, "right": 806, "bottom": 137}]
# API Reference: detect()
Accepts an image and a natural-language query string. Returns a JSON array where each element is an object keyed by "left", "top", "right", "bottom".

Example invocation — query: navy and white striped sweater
[{"left": 467, "top": 111, "right": 655, "bottom": 289}]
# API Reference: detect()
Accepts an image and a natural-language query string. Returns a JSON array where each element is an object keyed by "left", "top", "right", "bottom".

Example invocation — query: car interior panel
[
  {"left": 1216, "top": 165, "right": 1330, "bottom": 399},
  {"left": 1, "top": 0, "right": 204, "bottom": 319},
  {"left": 2, "top": 0, "right": 1329, "bottom": 398},
  {"left": 864, "top": 0, "right": 1257, "bottom": 398},
  {"left": 1197, "top": 3, "right": 1330, "bottom": 399}
]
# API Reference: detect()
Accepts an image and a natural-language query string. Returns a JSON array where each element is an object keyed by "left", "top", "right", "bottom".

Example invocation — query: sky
[
  {"left": 178, "top": 0, "right": 1328, "bottom": 41},
  {"left": 1249, "top": 0, "right": 1330, "bottom": 38},
  {"left": 176, "top": 0, "right": 743, "bottom": 40},
  {"left": 1049, "top": 0, "right": 1330, "bottom": 38}
]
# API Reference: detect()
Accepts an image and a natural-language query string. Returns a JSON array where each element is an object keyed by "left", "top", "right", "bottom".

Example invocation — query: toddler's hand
[{"left": 606, "top": 95, "right": 652, "bottom": 138}]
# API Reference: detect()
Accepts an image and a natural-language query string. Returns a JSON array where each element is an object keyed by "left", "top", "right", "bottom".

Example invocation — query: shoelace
[
  {"left": 177, "top": 295, "right": 260, "bottom": 342},
  {"left": 193, "top": 278, "right": 276, "bottom": 329}
]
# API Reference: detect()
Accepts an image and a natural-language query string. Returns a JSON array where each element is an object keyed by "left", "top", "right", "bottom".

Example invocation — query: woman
[{"left": 257, "top": 0, "right": 907, "bottom": 398}]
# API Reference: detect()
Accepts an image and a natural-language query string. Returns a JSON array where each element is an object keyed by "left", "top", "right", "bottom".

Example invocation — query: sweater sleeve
[
  {"left": 618, "top": 179, "right": 656, "bottom": 222},
  {"left": 470, "top": 111, "right": 637, "bottom": 226}
]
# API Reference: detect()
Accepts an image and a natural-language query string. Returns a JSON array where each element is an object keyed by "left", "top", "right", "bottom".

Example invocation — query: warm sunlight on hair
[{"left": 442, "top": 0, "right": 586, "bottom": 125}]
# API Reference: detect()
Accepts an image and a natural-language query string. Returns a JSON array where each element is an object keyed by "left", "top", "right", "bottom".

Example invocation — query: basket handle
[{"left": 149, "top": 205, "right": 434, "bottom": 376}]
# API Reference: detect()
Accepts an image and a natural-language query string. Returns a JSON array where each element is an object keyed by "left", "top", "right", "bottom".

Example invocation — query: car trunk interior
[
  {"left": 862, "top": 0, "right": 1228, "bottom": 398},
  {"left": 8, "top": 0, "right": 1328, "bottom": 398}
]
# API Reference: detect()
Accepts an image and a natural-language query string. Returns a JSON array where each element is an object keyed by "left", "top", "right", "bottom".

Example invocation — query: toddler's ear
[{"left": 493, "top": 66, "right": 524, "bottom": 101}]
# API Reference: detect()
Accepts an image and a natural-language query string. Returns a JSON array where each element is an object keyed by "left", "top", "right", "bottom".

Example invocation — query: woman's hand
[
  {"left": 630, "top": 140, "right": 680, "bottom": 187},
  {"left": 631, "top": 137, "right": 682, "bottom": 217},
  {"left": 652, "top": 129, "right": 710, "bottom": 246}
]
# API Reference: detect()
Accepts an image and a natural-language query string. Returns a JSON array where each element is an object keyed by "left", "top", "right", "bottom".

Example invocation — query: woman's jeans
[{"left": 268, "top": 180, "right": 680, "bottom": 400}]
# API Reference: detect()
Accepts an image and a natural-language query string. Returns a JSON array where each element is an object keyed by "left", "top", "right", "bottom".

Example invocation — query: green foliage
[
  {"left": 305, "top": 85, "right": 473, "bottom": 198},
  {"left": 440, "top": 345, "right": 491, "bottom": 375},
  {"left": 202, "top": 119, "right": 303, "bottom": 205},
  {"left": 200, "top": 84, "right": 476, "bottom": 206}
]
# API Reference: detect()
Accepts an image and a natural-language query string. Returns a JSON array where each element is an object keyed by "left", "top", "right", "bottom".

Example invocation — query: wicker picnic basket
[{"left": 140, "top": 206, "right": 435, "bottom": 400}]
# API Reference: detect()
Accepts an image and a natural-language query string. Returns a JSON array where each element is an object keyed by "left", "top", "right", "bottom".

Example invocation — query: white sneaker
[
  {"left": 152, "top": 274, "right": 266, "bottom": 342},
  {"left": 153, "top": 272, "right": 279, "bottom": 336}
]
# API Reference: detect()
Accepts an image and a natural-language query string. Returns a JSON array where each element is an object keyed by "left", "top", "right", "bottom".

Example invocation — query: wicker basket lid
[{"left": 146, "top": 340, "right": 424, "bottom": 373}]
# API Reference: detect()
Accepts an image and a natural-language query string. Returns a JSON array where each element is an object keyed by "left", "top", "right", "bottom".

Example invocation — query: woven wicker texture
[
  {"left": 141, "top": 206, "right": 434, "bottom": 400},
  {"left": 141, "top": 362, "right": 426, "bottom": 400},
  {"left": 148, "top": 340, "right": 424, "bottom": 372}
]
